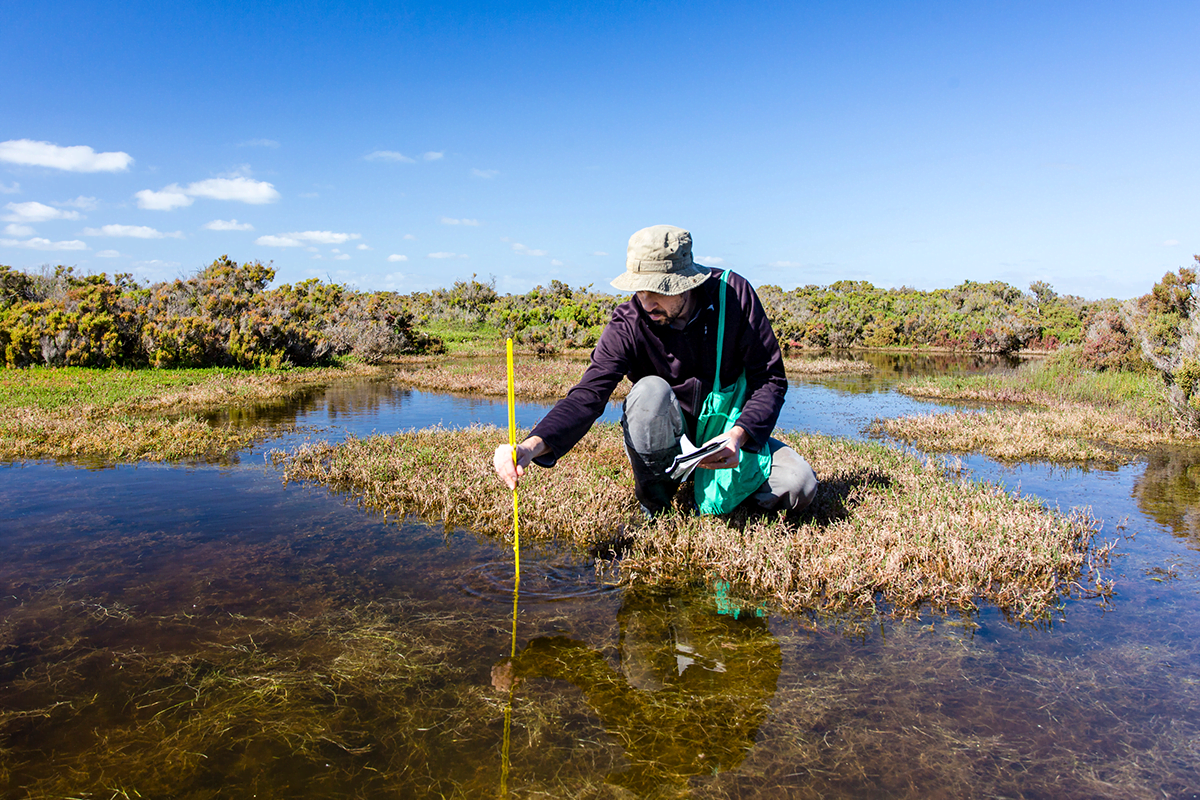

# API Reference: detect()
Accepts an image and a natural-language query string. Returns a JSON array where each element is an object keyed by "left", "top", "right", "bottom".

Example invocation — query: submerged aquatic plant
[{"left": 275, "top": 424, "right": 1108, "bottom": 620}]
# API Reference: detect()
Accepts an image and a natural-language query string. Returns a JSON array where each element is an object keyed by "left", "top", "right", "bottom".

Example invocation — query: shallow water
[{"left": 2, "top": 355, "right": 1199, "bottom": 798}]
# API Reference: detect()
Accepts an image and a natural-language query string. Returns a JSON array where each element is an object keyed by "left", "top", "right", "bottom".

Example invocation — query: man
[{"left": 493, "top": 224, "right": 817, "bottom": 516}]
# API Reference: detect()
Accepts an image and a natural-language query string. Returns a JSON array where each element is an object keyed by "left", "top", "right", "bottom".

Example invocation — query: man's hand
[
  {"left": 494, "top": 435, "right": 547, "bottom": 490},
  {"left": 697, "top": 426, "right": 748, "bottom": 470}
]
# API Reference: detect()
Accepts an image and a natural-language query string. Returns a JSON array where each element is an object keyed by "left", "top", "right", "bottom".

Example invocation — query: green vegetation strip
[
  {"left": 275, "top": 424, "right": 1108, "bottom": 619},
  {"left": 880, "top": 359, "right": 1196, "bottom": 463},
  {"left": 0, "top": 364, "right": 379, "bottom": 463}
]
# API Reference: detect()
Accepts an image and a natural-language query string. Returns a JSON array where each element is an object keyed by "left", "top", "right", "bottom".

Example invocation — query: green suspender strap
[{"left": 693, "top": 270, "right": 773, "bottom": 515}]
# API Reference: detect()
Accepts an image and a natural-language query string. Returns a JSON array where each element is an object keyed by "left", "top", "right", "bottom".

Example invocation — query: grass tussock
[
  {"left": 784, "top": 356, "right": 873, "bottom": 375},
  {"left": 885, "top": 359, "right": 1197, "bottom": 461},
  {"left": 0, "top": 363, "right": 380, "bottom": 463},
  {"left": 275, "top": 424, "right": 1108, "bottom": 619}
]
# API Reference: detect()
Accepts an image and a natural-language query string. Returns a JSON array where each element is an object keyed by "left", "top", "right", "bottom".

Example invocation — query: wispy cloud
[
  {"left": 256, "top": 230, "right": 361, "bottom": 247},
  {"left": 365, "top": 150, "right": 415, "bottom": 163},
  {"left": 96, "top": 249, "right": 121, "bottom": 258},
  {"left": 697, "top": 255, "right": 726, "bottom": 266},
  {"left": 551, "top": 259, "right": 563, "bottom": 266},
  {"left": 356, "top": 243, "right": 371, "bottom": 250},
  {"left": 238, "top": 139, "right": 280, "bottom": 148},
  {"left": 423, "top": 151, "right": 444, "bottom": 161},
  {"left": 134, "top": 259, "right": 181, "bottom": 269},
  {"left": 55, "top": 196, "right": 98, "bottom": 211},
  {"left": 0, "top": 237, "right": 88, "bottom": 250},
  {"left": 334, "top": 253, "right": 350, "bottom": 260},
  {"left": 593, "top": 251, "right": 609, "bottom": 257},
  {"left": 83, "top": 224, "right": 184, "bottom": 239},
  {"left": 3, "top": 201, "right": 82, "bottom": 223},
  {"left": 403, "top": 233, "right": 416, "bottom": 240},
  {"left": 471, "top": 168, "right": 499, "bottom": 179},
  {"left": 0, "top": 139, "right": 133, "bottom": 172},
  {"left": 428, "top": 252, "right": 467, "bottom": 259},
  {"left": 4, "top": 224, "right": 35, "bottom": 236},
  {"left": 1164, "top": 239, "right": 1181, "bottom": 246},
  {"left": 511, "top": 242, "right": 547, "bottom": 256},
  {"left": 440, "top": 217, "right": 480, "bottom": 226},
  {"left": 0, "top": 182, "right": 18, "bottom": 194},
  {"left": 136, "top": 177, "right": 280, "bottom": 210},
  {"left": 203, "top": 219, "right": 254, "bottom": 231},
  {"left": 387, "top": 254, "right": 408, "bottom": 262},
  {"left": 767, "top": 261, "right": 804, "bottom": 268}
]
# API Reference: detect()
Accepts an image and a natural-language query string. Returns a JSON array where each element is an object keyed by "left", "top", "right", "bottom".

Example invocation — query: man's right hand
[{"left": 494, "top": 436, "right": 546, "bottom": 490}]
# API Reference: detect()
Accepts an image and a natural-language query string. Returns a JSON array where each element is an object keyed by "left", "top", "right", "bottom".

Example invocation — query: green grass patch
[{"left": 0, "top": 363, "right": 381, "bottom": 463}]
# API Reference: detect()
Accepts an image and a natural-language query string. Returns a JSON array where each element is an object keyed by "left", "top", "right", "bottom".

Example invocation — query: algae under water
[{"left": 1, "top": 354, "right": 1198, "bottom": 798}]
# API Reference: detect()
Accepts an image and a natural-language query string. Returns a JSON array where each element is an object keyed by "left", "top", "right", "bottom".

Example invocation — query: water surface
[{"left": 2, "top": 355, "right": 1198, "bottom": 798}]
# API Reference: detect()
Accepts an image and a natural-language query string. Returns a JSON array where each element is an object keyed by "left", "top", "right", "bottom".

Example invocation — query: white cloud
[
  {"left": 4, "top": 201, "right": 82, "bottom": 223},
  {"left": 512, "top": 242, "right": 547, "bottom": 256},
  {"left": 0, "top": 237, "right": 88, "bottom": 251},
  {"left": 471, "top": 168, "right": 499, "bottom": 179},
  {"left": 136, "top": 177, "right": 279, "bottom": 210},
  {"left": 294, "top": 231, "right": 360, "bottom": 245},
  {"left": 551, "top": 259, "right": 563, "bottom": 266},
  {"left": 186, "top": 177, "right": 280, "bottom": 204},
  {"left": 423, "top": 151, "right": 444, "bottom": 161},
  {"left": 356, "top": 243, "right": 371, "bottom": 250},
  {"left": 403, "top": 233, "right": 416, "bottom": 240},
  {"left": 334, "top": 253, "right": 350, "bottom": 260},
  {"left": 440, "top": 217, "right": 480, "bottom": 226},
  {"left": 56, "top": 196, "right": 98, "bottom": 210},
  {"left": 0, "top": 139, "right": 133, "bottom": 172},
  {"left": 387, "top": 254, "right": 408, "bottom": 262},
  {"left": 767, "top": 261, "right": 804, "bottom": 268},
  {"left": 366, "top": 150, "right": 415, "bottom": 163},
  {"left": 1164, "top": 239, "right": 1181, "bottom": 246},
  {"left": 256, "top": 235, "right": 303, "bottom": 247},
  {"left": 0, "top": 182, "right": 18, "bottom": 194},
  {"left": 96, "top": 249, "right": 121, "bottom": 258},
  {"left": 698, "top": 255, "right": 726, "bottom": 266},
  {"left": 593, "top": 251, "right": 609, "bottom": 256},
  {"left": 428, "top": 252, "right": 467, "bottom": 259},
  {"left": 238, "top": 139, "right": 280, "bottom": 148},
  {"left": 82, "top": 224, "right": 184, "bottom": 239},
  {"left": 300, "top": 191, "right": 319, "bottom": 198},
  {"left": 4, "top": 224, "right": 35, "bottom": 236},
  {"left": 135, "top": 185, "right": 193, "bottom": 210},
  {"left": 204, "top": 219, "right": 254, "bottom": 231},
  {"left": 134, "top": 259, "right": 181, "bottom": 268}
]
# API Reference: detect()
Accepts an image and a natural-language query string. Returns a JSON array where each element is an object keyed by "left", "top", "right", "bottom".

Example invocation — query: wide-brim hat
[{"left": 610, "top": 224, "right": 711, "bottom": 295}]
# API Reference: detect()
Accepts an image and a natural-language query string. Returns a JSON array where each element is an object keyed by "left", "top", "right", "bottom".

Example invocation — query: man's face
[{"left": 636, "top": 290, "right": 690, "bottom": 327}]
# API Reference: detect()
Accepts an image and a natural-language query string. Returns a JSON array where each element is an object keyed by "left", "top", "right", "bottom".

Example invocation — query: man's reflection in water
[{"left": 508, "top": 588, "right": 781, "bottom": 795}]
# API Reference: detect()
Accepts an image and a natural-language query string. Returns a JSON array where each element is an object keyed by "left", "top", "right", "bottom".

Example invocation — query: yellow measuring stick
[{"left": 506, "top": 338, "right": 520, "bottom": 583}]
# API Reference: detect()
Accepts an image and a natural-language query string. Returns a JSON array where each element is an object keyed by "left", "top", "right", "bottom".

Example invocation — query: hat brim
[{"left": 610, "top": 264, "right": 711, "bottom": 295}]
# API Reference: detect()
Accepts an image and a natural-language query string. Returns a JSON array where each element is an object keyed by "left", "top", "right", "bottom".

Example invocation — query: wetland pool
[{"left": 2, "top": 355, "right": 1199, "bottom": 798}]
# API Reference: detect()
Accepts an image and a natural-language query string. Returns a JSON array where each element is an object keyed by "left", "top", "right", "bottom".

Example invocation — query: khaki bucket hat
[{"left": 610, "top": 224, "right": 711, "bottom": 295}]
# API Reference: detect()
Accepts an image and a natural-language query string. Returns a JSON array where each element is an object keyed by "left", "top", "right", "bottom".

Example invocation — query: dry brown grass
[
  {"left": 275, "top": 424, "right": 1108, "bottom": 620},
  {"left": 390, "top": 354, "right": 871, "bottom": 400},
  {"left": 873, "top": 407, "right": 1164, "bottom": 464},
  {"left": 784, "top": 357, "right": 873, "bottom": 375},
  {"left": 0, "top": 364, "right": 380, "bottom": 463}
]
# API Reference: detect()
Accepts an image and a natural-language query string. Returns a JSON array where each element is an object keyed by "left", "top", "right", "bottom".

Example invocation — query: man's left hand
[{"left": 697, "top": 426, "right": 748, "bottom": 470}]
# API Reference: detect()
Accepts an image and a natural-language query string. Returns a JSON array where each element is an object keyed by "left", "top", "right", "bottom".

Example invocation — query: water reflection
[
  {"left": 510, "top": 588, "right": 780, "bottom": 795},
  {"left": 1134, "top": 446, "right": 1200, "bottom": 543}
]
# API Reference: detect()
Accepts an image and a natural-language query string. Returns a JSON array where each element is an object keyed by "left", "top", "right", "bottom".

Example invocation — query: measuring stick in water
[{"left": 506, "top": 339, "right": 520, "bottom": 582}]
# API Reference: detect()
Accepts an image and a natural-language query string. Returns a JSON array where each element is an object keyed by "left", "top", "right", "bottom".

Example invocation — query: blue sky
[{"left": 2, "top": 1, "right": 1196, "bottom": 300}]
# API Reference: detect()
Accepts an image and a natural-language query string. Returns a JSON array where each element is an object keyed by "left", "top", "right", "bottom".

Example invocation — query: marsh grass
[
  {"left": 275, "top": 424, "right": 1108, "bottom": 620},
  {"left": 390, "top": 354, "right": 871, "bottom": 401},
  {"left": 0, "top": 364, "right": 379, "bottom": 463},
  {"left": 884, "top": 359, "right": 1197, "bottom": 462}
]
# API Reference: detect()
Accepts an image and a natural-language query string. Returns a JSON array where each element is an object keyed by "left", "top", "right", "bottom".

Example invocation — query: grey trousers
[{"left": 620, "top": 376, "right": 819, "bottom": 515}]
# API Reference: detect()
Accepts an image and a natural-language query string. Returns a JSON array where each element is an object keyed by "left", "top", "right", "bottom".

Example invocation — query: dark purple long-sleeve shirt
[{"left": 529, "top": 268, "right": 787, "bottom": 466}]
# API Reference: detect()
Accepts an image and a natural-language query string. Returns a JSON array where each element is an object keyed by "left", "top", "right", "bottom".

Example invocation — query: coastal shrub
[
  {"left": 0, "top": 258, "right": 441, "bottom": 369},
  {"left": 1131, "top": 258, "right": 1200, "bottom": 427}
]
